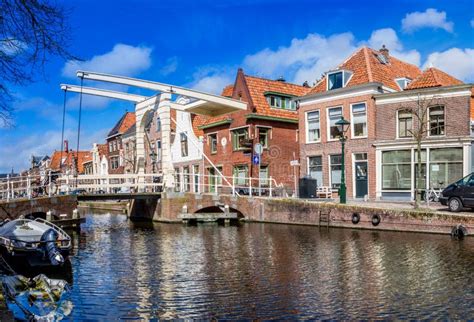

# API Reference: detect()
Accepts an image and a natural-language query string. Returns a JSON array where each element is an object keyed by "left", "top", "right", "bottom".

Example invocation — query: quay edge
[{"left": 153, "top": 193, "right": 474, "bottom": 237}]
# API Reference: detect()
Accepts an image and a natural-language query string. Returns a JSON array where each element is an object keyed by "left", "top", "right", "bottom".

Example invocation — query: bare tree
[
  {"left": 0, "top": 0, "right": 77, "bottom": 126},
  {"left": 397, "top": 93, "right": 443, "bottom": 209}
]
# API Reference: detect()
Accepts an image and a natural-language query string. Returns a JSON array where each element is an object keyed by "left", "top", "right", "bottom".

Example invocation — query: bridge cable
[
  {"left": 60, "top": 88, "right": 67, "bottom": 170},
  {"left": 75, "top": 76, "right": 84, "bottom": 187}
]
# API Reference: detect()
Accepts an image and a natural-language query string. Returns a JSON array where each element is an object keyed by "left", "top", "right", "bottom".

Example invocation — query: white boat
[{"left": 0, "top": 218, "right": 71, "bottom": 268}]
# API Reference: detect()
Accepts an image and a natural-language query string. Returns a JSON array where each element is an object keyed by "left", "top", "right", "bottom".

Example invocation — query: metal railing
[
  {"left": 1, "top": 170, "right": 292, "bottom": 201},
  {"left": 173, "top": 172, "right": 292, "bottom": 198},
  {"left": 0, "top": 172, "right": 54, "bottom": 201}
]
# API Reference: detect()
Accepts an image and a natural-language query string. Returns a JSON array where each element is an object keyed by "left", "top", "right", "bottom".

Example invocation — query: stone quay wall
[{"left": 155, "top": 193, "right": 474, "bottom": 236}]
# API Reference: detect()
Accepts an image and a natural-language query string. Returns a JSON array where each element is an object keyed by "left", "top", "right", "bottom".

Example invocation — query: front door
[{"left": 355, "top": 161, "right": 368, "bottom": 198}]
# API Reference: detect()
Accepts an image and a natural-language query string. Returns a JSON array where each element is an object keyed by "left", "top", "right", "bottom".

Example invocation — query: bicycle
[{"left": 424, "top": 182, "right": 444, "bottom": 202}]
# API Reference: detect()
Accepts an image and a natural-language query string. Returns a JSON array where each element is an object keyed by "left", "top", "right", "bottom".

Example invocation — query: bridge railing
[
  {"left": 57, "top": 173, "right": 163, "bottom": 194},
  {"left": 0, "top": 172, "right": 54, "bottom": 201},
  {"left": 174, "top": 172, "right": 292, "bottom": 198}
]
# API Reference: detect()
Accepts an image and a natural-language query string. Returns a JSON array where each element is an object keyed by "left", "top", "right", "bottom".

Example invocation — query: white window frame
[
  {"left": 326, "top": 70, "right": 353, "bottom": 91},
  {"left": 350, "top": 102, "right": 368, "bottom": 139},
  {"left": 328, "top": 154, "right": 342, "bottom": 191},
  {"left": 307, "top": 155, "right": 323, "bottom": 186},
  {"left": 207, "top": 132, "right": 218, "bottom": 154},
  {"left": 327, "top": 106, "right": 343, "bottom": 142},
  {"left": 427, "top": 105, "right": 446, "bottom": 138},
  {"left": 396, "top": 109, "right": 413, "bottom": 139},
  {"left": 395, "top": 78, "right": 411, "bottom": 90},
  {"left": 305, "top": 110, "right": 321, "bottom": 143}
]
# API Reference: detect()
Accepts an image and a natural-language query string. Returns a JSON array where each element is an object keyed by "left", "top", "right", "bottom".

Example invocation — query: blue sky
[{"left": 0, "top": 0, "right": 473, "bottom": 172}]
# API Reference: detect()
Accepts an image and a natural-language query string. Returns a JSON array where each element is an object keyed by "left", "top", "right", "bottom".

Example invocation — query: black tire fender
[
  {"left": 451, "top": 224, "right": 468, "bottom": 239},
  {"left": 371, "top": 214, "right": 381, "bottom": 226},
  {"left": 351, "top": 213, "right": 360, "bottom": 224}
]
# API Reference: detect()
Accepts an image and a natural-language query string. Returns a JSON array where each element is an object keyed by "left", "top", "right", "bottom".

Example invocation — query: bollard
[
  {"left": 72, "top": 209, "right": 79, "bottom": 219},
  {"left": 224, "top": 204, "right": 229, "bottom": 214},
  {"left": 182, "top": 204, "right": 188, "bottom": 214}
]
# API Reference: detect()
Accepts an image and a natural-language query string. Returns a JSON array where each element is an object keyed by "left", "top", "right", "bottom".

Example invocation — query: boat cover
[{"left": 1, "top": 274, "right": 72, "bottom": 321}]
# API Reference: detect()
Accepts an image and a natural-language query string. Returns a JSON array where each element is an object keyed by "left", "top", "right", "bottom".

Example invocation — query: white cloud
[
  {"left": 402, "top": 8, "right": 454, "bottom": 33},
  {"left": 243, "top": 32, "right": 357, "bottom": 85},
  {"left": 240, "top": 28, "right": 421, "bottom": 85},
  {"left": 423, "top": 48, "right": 474, "bottom": 82},
  {"left": 0, "top": 128, "right": 108, "bottom": 173},
  {"left": 62, "top": 44, "right": 153, "bottom": 78},
  {"left": 367, "top": 28, "right": 421, "bottom": 66},
  {"left": 159, "top": 56, "right": 178, "bottom": 76},
  {"left": 189, "top": 66, "right": 234, "bottom": 94}
]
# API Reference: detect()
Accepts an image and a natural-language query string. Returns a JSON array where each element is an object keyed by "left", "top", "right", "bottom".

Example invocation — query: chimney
[
  {"left": 64, "top": 140, "right": 68, "bottom": 152},
  {"left": 302, "top": 81, "right": 310, "bottom": 88},
  {"left": 379, "top": 45, "right": 389, "bottom": 61}
]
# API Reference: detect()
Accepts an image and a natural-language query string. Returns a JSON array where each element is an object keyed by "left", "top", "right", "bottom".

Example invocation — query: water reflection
[{"left": 5, "top": 212, "right": 472, "bottom": 320}]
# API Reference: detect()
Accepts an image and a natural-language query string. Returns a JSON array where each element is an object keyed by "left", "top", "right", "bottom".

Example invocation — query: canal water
[{"left": 3, "top": 211, "right": 474, "bottom": 319}]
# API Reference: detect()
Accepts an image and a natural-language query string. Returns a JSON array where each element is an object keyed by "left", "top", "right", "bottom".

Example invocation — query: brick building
[
  {"left": 199, "top": 68, "right": 309, "bottom": 194},
  {"left": 374, "top": 67, "right": 473, "bottom": 200},
  {"left": 298, "top": 46, "right": 421, "bottom": 200},
  {"left": 106, "top": 111, "right": 136, "bottom": 174},
  {"left": 49, "top": 141, "right": 91, "bottom": 176}
]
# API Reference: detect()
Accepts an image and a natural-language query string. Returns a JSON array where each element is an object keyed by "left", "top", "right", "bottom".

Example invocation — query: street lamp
[{"left": 335, "top": 117, "right": 350, "bottom": 204}]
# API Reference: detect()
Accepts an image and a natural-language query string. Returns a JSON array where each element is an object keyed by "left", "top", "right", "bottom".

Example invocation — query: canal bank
[{"left": 153, "top": 193, "right": 474, "bottom": 237}]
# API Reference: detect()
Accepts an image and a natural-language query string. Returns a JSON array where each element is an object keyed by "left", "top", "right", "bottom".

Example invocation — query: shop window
[{"left": 382, "top": 150, "right": 411, "bottom": 190}]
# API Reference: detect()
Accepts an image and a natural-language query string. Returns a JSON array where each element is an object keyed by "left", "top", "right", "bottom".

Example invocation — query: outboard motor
[{"left": 40, "top": 229, "right": 64, "bottom": 266}]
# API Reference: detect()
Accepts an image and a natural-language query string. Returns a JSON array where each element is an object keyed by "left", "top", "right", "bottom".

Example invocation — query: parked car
[
  {"left": 70, "top": 189, "right": 87, "bottom": 195},
  {"left": 439, "top": 173, "right": 474, "bottom": 212}
]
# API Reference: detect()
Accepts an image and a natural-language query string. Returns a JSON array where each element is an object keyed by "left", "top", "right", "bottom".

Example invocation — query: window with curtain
[
  {"left": 307, "top": 111, "right": 320, "bottom": 142},
  {"left": 352, "top": 103, "right": 367, "bottom": 137},
  {"left": 398, "top": 110, "right": 412, "bottom": 138},
  {"left": 180, "top": 133, "right": 188, "bottom": 157},
  {"left": 328, "top": 107, "right": 343, "bottom": 140},
  {"left": 308, "top": 156, "right": 323, "bottom": 186},
  {"left": 429, "top": 106, "right": 445, "bottom": 136},
  {"left": 329, "top": 154, "right": 342, "bottom": 189},
  {"left": 233, "top": 165, "right": 248, "bottom": 186}
]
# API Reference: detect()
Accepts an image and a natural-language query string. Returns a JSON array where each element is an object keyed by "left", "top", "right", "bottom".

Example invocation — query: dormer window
[
  {"left": 265, "top": 92, "right": 297, "bottom": 111},
  {"left": 327, "top": 70, "right": 352, "bottom": 91},
  {"left": 395, "top": 78, "right": 411, "bottom": 90}
]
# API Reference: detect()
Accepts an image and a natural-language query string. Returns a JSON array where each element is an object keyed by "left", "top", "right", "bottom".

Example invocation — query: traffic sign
[
  {"left": 254, "top": 143, "right": 263, "bottom": 155},
  {"left": 252, "top": 154, "right": 260, "bottom": 165}
]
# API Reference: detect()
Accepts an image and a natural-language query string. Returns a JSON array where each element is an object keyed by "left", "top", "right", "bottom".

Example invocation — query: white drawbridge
[{"left": 61, "top": 71, "right": 247, "bottom": 192}]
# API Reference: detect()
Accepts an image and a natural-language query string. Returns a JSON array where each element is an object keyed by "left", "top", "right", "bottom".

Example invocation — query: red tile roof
[
  {"left": 202, "top": 72, "right": 309, "bottom": 127},
  {"left": 406, "top": 67, "right": 463, "bottom": 90},
  {"left": 221, "top": 85, "right": 234, "bottom": 97},
  {"left": 108, "top": 112, "right": 136, "bottom": 137},
  {"left": 308, "top": 46, "right": 422, "bottom": 94},
  {"left": 50, "top": 150, "right": 92, "bottom": 174},
  {"left": 244, "top": 75, "right": 308, "bottom": 119}
]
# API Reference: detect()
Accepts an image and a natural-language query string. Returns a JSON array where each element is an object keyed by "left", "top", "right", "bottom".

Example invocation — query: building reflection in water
[{"left": 61, "top": 212, "right": 473, "bottom": 320}]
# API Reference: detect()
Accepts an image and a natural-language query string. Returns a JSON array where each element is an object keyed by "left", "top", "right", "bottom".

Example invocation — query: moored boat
[{"left": 0, "top": 218, "right": 71, "bottom": 269}]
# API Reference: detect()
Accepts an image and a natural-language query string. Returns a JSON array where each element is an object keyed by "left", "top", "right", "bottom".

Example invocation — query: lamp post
[{"left": 335, "top": 117, "right": 350, "bottom": 204}]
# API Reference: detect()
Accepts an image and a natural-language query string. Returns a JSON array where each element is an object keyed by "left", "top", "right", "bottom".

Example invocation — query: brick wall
[
  {"left": 376, "top": 95, "right": 471, "bottom": 140},
  {"left": 0, "top": 195, "right": 78, "bottom": 220},
  {"left": 299, "top": 94, "right": 376, "bottom": 199},
  {"left": 202, "top": 75, "right": 299, "bottom": 190}
]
